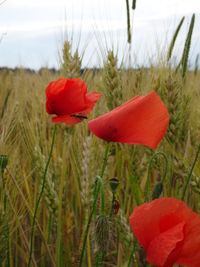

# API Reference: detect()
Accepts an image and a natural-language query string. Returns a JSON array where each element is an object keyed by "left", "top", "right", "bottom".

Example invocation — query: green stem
[
  {"left": 42, "top": 212, "right": 53, "bottom": 267},
  {"left": 79, "top": 180, "right": 100, "bottom": 267},
  {"left": 144, "top": 152, "right": 168, "bottom": 202},
  {"left": 128, "top": 238, "right": 138, "bottom": 267},
  {"left": 47, "top": 213, "right": 53, "bottom": 243},
  {"left": 109, "top": 192, "right": 115, "bottom": 218},
  {"left": 96, "top": 176, "right": 105, "bottom": 216},
  {"left": 56, "top": 133, "right": 69, "bottom": 267},
  {"left": 95, "top": 176, "right": 106, "bottom": 267},
  {"left": 181, "top": 144, "right": 200, "bottom": 201},
  {"left": 28, "top": 125, "right": 57, "bottom": 267},
  {"left": 95, "top": 252, "right": 103, "bottom": 267},
  {"left": 79, "top": 142, "right": 110, "bottom": 267},
  {"left": 1, "top": 168, "right": 10, "bottom": 267},
  {"left": 125, "top": 0, "right": 131, "bottom": 43},
  {"left": 1, "top": 168, "right": 6, "bottom": 213},
  {"left": 100, "top": 143, "right": 110, "bottom": 177},
  {"left": 132, "top": 0, "right": 136, "bottom": 9},
  {"left": 129, "top": 152, "right": 141, "bottom": 206}
]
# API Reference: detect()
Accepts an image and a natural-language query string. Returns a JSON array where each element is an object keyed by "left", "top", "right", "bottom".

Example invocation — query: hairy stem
[
  {"left": 28, "top": 125, "right": 57, "bottom": 267},
  {"left": 182, "top": 144, "right": 200, "bottom": 200},
  {"left": 1, "top": 168, "right": 10, "bottom": 267},
  {"left": 79, "top": 142, "right": 110, "bottom": 267}
]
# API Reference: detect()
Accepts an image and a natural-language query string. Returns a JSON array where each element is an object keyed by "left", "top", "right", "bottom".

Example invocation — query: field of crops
[{"left": 0, "top": 5, "right": 200, "bottom": 267}]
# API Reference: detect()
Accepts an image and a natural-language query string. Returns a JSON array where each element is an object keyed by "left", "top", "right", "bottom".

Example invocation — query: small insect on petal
[{"left": 70, "top": 114, "right": 88, "bottom": 119}]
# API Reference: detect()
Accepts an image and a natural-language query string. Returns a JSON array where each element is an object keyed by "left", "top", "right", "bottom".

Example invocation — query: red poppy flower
[
  {"left": 46, "top": 78, "right": 101, "bottom": 125},
  {"left": 88, "top": 90, "right": 169, "bottom": 149},
  {"left": 129, "top": 198, "right": 200, "bottom": 267}
]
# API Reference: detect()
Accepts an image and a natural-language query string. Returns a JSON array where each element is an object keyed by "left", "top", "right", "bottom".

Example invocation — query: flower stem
[
  {"left": 28, "top": 125, "right": 57, "bottom": 267},
  {"left": 56, "top": 133, "right": 69, "bottom": 267},
  {"left": 109, "top": 192, "right": 115, "bottom": 218},
  {"left": 100, "top": 142, "right": 110, "bottom": 177},
  {"left": 1, "top": 168, "right": 10, "bottom": 267},
  {"left": 181, "top": 144, "right": 200, "bottom": 201},
  {"left": 128, "top": 237, "right": 138, "bottom": 267},
  {"left": 144, "top": 151, "right": 168, "bottom": 202},
  {"left": 1, "top": 168, "right": 7, "bottom": 212},
  {"left": 79, "top": 142, "right": 110, "bottom": 267},
  {"left": 96, "top": 176, "right": 105, "bottom": 216}
]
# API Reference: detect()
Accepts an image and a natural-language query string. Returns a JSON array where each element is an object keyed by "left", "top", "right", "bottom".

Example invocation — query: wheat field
[{"left": 0, "top": 8, "right": 200, "bottom": 267}]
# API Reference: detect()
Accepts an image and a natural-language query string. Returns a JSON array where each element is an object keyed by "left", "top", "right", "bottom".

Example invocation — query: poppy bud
[
  {"left": 151, "top": 182, "right": 163, "bottom": 200},
  {"left": 109, "top": 178, "right": 119, "bottom": 193},
  {"left": 0, "top": 155, "right": 8, "bottom": 171},
  {"left": 95, "top": 215, "right": 109, "bottom": 253}
]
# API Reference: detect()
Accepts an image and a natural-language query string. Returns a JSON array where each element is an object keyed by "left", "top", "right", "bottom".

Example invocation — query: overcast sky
[{"left": 0, "top": 0, "right": 199, "bottom": 69}]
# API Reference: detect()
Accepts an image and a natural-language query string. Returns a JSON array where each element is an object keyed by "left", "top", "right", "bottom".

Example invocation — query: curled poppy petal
[
  {"left": 146, "top": 222, "right": 185, "bottom": 266},
  {"left": 45, "top": 78, "right": 102, "bottom": 125},
  {"left": 129, "top": 198, "right": 200, "bottom": 267},
  {"left": 88, "top": 90, "right": 169, "bottom": 149}
]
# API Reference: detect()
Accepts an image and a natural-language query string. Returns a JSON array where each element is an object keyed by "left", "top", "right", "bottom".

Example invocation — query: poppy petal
[
  {"left": 88, "top": 90, "right": 169, "bottom": 149},
  {"left": 129, "top": 198, "right": 200, "bottom": 267},
  {"left": 83, "top": 91, "right": 102, "bottom": 115},
  {"left": 129, "top": 198, "right": 187, "bottom": 249},
  {"left": 146, "top": 222, "right": 185, "bottom": 266},
  {"left": 45, "top": 78, "right": 101, "bottom": 125},
  {"left": 46, "top": 78, "right": 87, "bottom": 115},
  {"left": 175, "top": 216, "right": 200, "bottom": 266},
  {"left": 52, "top": 115, "right": 84, "bottom": 125}
]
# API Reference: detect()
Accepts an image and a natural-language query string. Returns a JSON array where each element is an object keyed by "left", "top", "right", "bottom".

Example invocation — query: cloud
[{"left": 0, "top": 0, "right": 199, "bottom": 69}]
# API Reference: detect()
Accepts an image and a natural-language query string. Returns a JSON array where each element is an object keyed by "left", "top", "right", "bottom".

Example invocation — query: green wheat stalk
[
  {"left": 1, "top": 89, "right": 11, "bottom": 119},
  {"left": 28, "top": 125, "right": 57, "bottom": 267},
  {"left": 132, "top": 0, "right": 136, "bottom": 9},
  {"left": 181, "top": 13, "right": 195, "bottom": 78},
  {"left": 167, "top": 16, "right": 185, "bottom": 61},
  {"left": 79, "top": 142, "right": 110, "bottom": 267},
  {"left": 126, "top": 0, "right": 131, "bottom": 43},
  {"left": 182, "top": 145, "right": 200, "bottom": 201}
]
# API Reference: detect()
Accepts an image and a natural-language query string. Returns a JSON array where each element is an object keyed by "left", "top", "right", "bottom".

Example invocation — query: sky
[{"left": 0, "top": 0, "right": 199, "bottom": 69}]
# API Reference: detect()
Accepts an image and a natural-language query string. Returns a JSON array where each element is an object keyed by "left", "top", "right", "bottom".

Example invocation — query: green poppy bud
[
  {"left": 109, "top": 178, "right": 119, "bottom": 193},
  {"left": 152, "top": 182, "right": 163, "bottom": 200}
]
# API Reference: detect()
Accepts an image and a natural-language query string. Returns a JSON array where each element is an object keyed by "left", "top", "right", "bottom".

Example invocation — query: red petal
[
  {"left": 52, "top": 114, "right": 84, "bottom": 125},
  {"left": 83, "top": 91, "right": 102, "bottom": 115},
  {"left": 129, "top": 198, "right": 187, "bottom": 248},
  {"left": 46, "top": 78, "right": 87, "bottom": 115},
  {"left": 175, "top": 213, "right": 200, "bottom": 266},
  {"left": 129, "top": 198, "right": 200, "bottom": 267},
  {"left": 46, "top": 78, "right": 66, "bottom": 99},
  {"left": 146, "top": 222, "right": 185, "bottom": 266},
  {"left": 49, "top": 90, "right": 101, "bottom": 125},
  {"left": 88, "top": 90, "right": 169, "bottom": 149}
]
